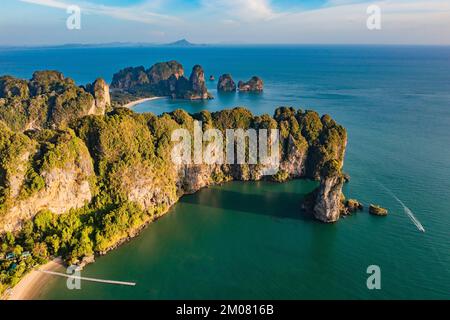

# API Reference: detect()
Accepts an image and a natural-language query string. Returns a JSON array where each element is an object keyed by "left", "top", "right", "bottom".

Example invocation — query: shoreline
[
  {"left": 5, "top": 258, "right": 64, "bottom": 300},
  {"left": 121, "top": 97, "right": 162, "bottom": 109},
  {"left": 5, "top": 210, "right": 172, "bottom": 300}
]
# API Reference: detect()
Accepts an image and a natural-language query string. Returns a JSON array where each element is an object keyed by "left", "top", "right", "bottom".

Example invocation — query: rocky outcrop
[
  {"left": 185, "top": 65, "right": 211, "bottom": 100},
  {"left": 369, "top": 204, "right": 388, "bottom": 216},
  {"left": 238, "top": 76, "right": 264, "bottom": 92},
  {"left": 312, "top": 173, "right": 344, "bottom": 223},
  {"left": 86, "top": 78, "right": 111, "bottom": 115},
  {"left": 343, "top": 199, "right": 364, "bottom": 214},
  {"left": 217, "top": 74, "right": 237, "bottom": 92}
]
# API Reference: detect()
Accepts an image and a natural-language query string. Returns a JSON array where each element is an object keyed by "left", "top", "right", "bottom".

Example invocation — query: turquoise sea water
[{"left": 0, "top": 45, "right": 449, "bottom": 299}]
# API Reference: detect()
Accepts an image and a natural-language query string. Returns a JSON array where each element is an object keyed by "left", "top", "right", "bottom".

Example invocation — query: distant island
[
  {"left": 164, "top": 39, "right": 202, "bottom": 47},
  {"left": 0, "top": 39, "right": 205, "bottom": 50}
]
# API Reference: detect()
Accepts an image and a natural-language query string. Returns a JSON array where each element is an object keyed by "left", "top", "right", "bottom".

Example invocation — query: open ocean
[{"left": 1, "top": 45, "right": 449, "bottom": 299}]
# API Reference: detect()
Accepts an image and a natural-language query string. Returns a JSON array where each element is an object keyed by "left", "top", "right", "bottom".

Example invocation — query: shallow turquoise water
[{"left": 1, "top": 45, "right": 449, "bottom": 299}]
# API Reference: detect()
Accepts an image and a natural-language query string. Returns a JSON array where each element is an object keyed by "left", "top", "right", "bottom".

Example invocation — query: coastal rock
[
  {"left": 238, "top": 76, "right": 264, "bottom": 92},
  {"left": 369, "top": 204, "right": 388, "bottom": 216},
  {"left": 217, "top": 74, "right": 237, "bottom": 92},
  {"left": 187, "top": 65, "right": 211, "bottom": 100},
  {"left": 343, "top": 173, "right": 351, "bottom": 183},
  {"left": 344, "top": 199, "right": 363, "bottom": 214},
  {"left": 177, "top": 164, "right": 216, "bottom": 194},
  {"left": 312, "top": 173, "right": 345, "bottom": 223},
  {"left": 78, "top": 255, "right": 95, "bottom": 269}
]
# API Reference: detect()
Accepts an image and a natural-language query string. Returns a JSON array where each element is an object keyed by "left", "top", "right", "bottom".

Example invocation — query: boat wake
[{"left": 376, "top": 181, "right": 426, "bottom": 233}]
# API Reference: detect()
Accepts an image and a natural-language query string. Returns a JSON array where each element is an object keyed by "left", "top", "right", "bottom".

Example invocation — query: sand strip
[
  {"left": 122, "top": 97, "right": 162, "bottom": 109},
  {"left": 6, "top": 258, "right": 64, "bottom": 300}
]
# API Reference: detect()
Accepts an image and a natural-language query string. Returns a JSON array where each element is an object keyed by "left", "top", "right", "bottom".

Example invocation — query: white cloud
[
  {"left": 200, "top": 0, "right": 280, "bottom": 22},
  {"left": 19, "top": 0, "right": 179, "bottom": 25},
  {"left": 192, "top": 0, "right": 450, "bottom": 44}
]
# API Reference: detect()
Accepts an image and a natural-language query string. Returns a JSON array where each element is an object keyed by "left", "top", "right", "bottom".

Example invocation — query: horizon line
[{"left": 1, "top": 42, "right": 450, "bottom": 49}]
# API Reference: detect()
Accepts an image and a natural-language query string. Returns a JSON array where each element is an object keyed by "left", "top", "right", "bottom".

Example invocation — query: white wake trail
[{"left": 376, "top": 181, "right": 426, "bottom": 233}]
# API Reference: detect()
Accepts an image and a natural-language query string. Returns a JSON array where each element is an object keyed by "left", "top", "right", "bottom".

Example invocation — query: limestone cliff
[{"left": 0, "top": 126, "right": 94, "bottom": 232}]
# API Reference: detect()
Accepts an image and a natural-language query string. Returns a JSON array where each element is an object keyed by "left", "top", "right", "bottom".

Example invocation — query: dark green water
[
  {"left": 1, "top": 45, "right": 449, "bottom": 299},
  {"left": 37, "top": 180, "right": 448, "bottom": 299}
]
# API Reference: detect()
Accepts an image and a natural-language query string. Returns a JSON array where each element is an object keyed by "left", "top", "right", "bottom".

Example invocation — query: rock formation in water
[
  {"left": 343, "top": 199, "right": 364, "bottom": 214},
  {"left": 238, "top": 76, "right": 264, "bottom": 92},
  {"left": 110, "top": 61, "right": 213, "bottom": 104},
  {"left": 0, "top": 71, "right": 109, "bottom": 131},
  {"left": 369, "top": 204, "right": 388, "bottom": 216},
  {"left": 185, "top": 65, "right": 212, "bottom": 100},
  {"left": 310, "top": 160, "right": 345, "bottom": 222},
  {"left": 217, "top": 74, "right": 237, "bottom": 92}
]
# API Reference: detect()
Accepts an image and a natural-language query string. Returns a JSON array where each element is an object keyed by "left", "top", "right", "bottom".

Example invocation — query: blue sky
[{"left": 1, "top": 0, "right": 449, "bottom": 45}]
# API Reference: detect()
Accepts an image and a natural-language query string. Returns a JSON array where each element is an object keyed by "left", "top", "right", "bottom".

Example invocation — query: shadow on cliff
[{"left": 180, "top": 188, "right": 314, "bottom": 221}]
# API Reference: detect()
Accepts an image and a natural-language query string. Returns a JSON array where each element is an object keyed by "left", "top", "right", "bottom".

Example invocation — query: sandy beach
[
  {"left": 5, "top": 258, "right": 64, "bottom": 300},
  {"left": 122, "top": 97, "right": 162, "bottom": 109}
]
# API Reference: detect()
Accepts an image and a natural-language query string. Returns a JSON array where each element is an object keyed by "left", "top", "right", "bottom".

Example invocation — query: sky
[{"left": 0, "top": 0, "right": 449, "bottom": 45}]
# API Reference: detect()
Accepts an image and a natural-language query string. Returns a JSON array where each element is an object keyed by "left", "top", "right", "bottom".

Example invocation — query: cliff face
[
  {"left": 312, "top": 173, "right": 344, "bottom": 223},
  {"left": 0, "top": 71, "right": 108, "bottom": 131},
  {"left": 0, "top": 127, "right": 94, "bottom": 232}
]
